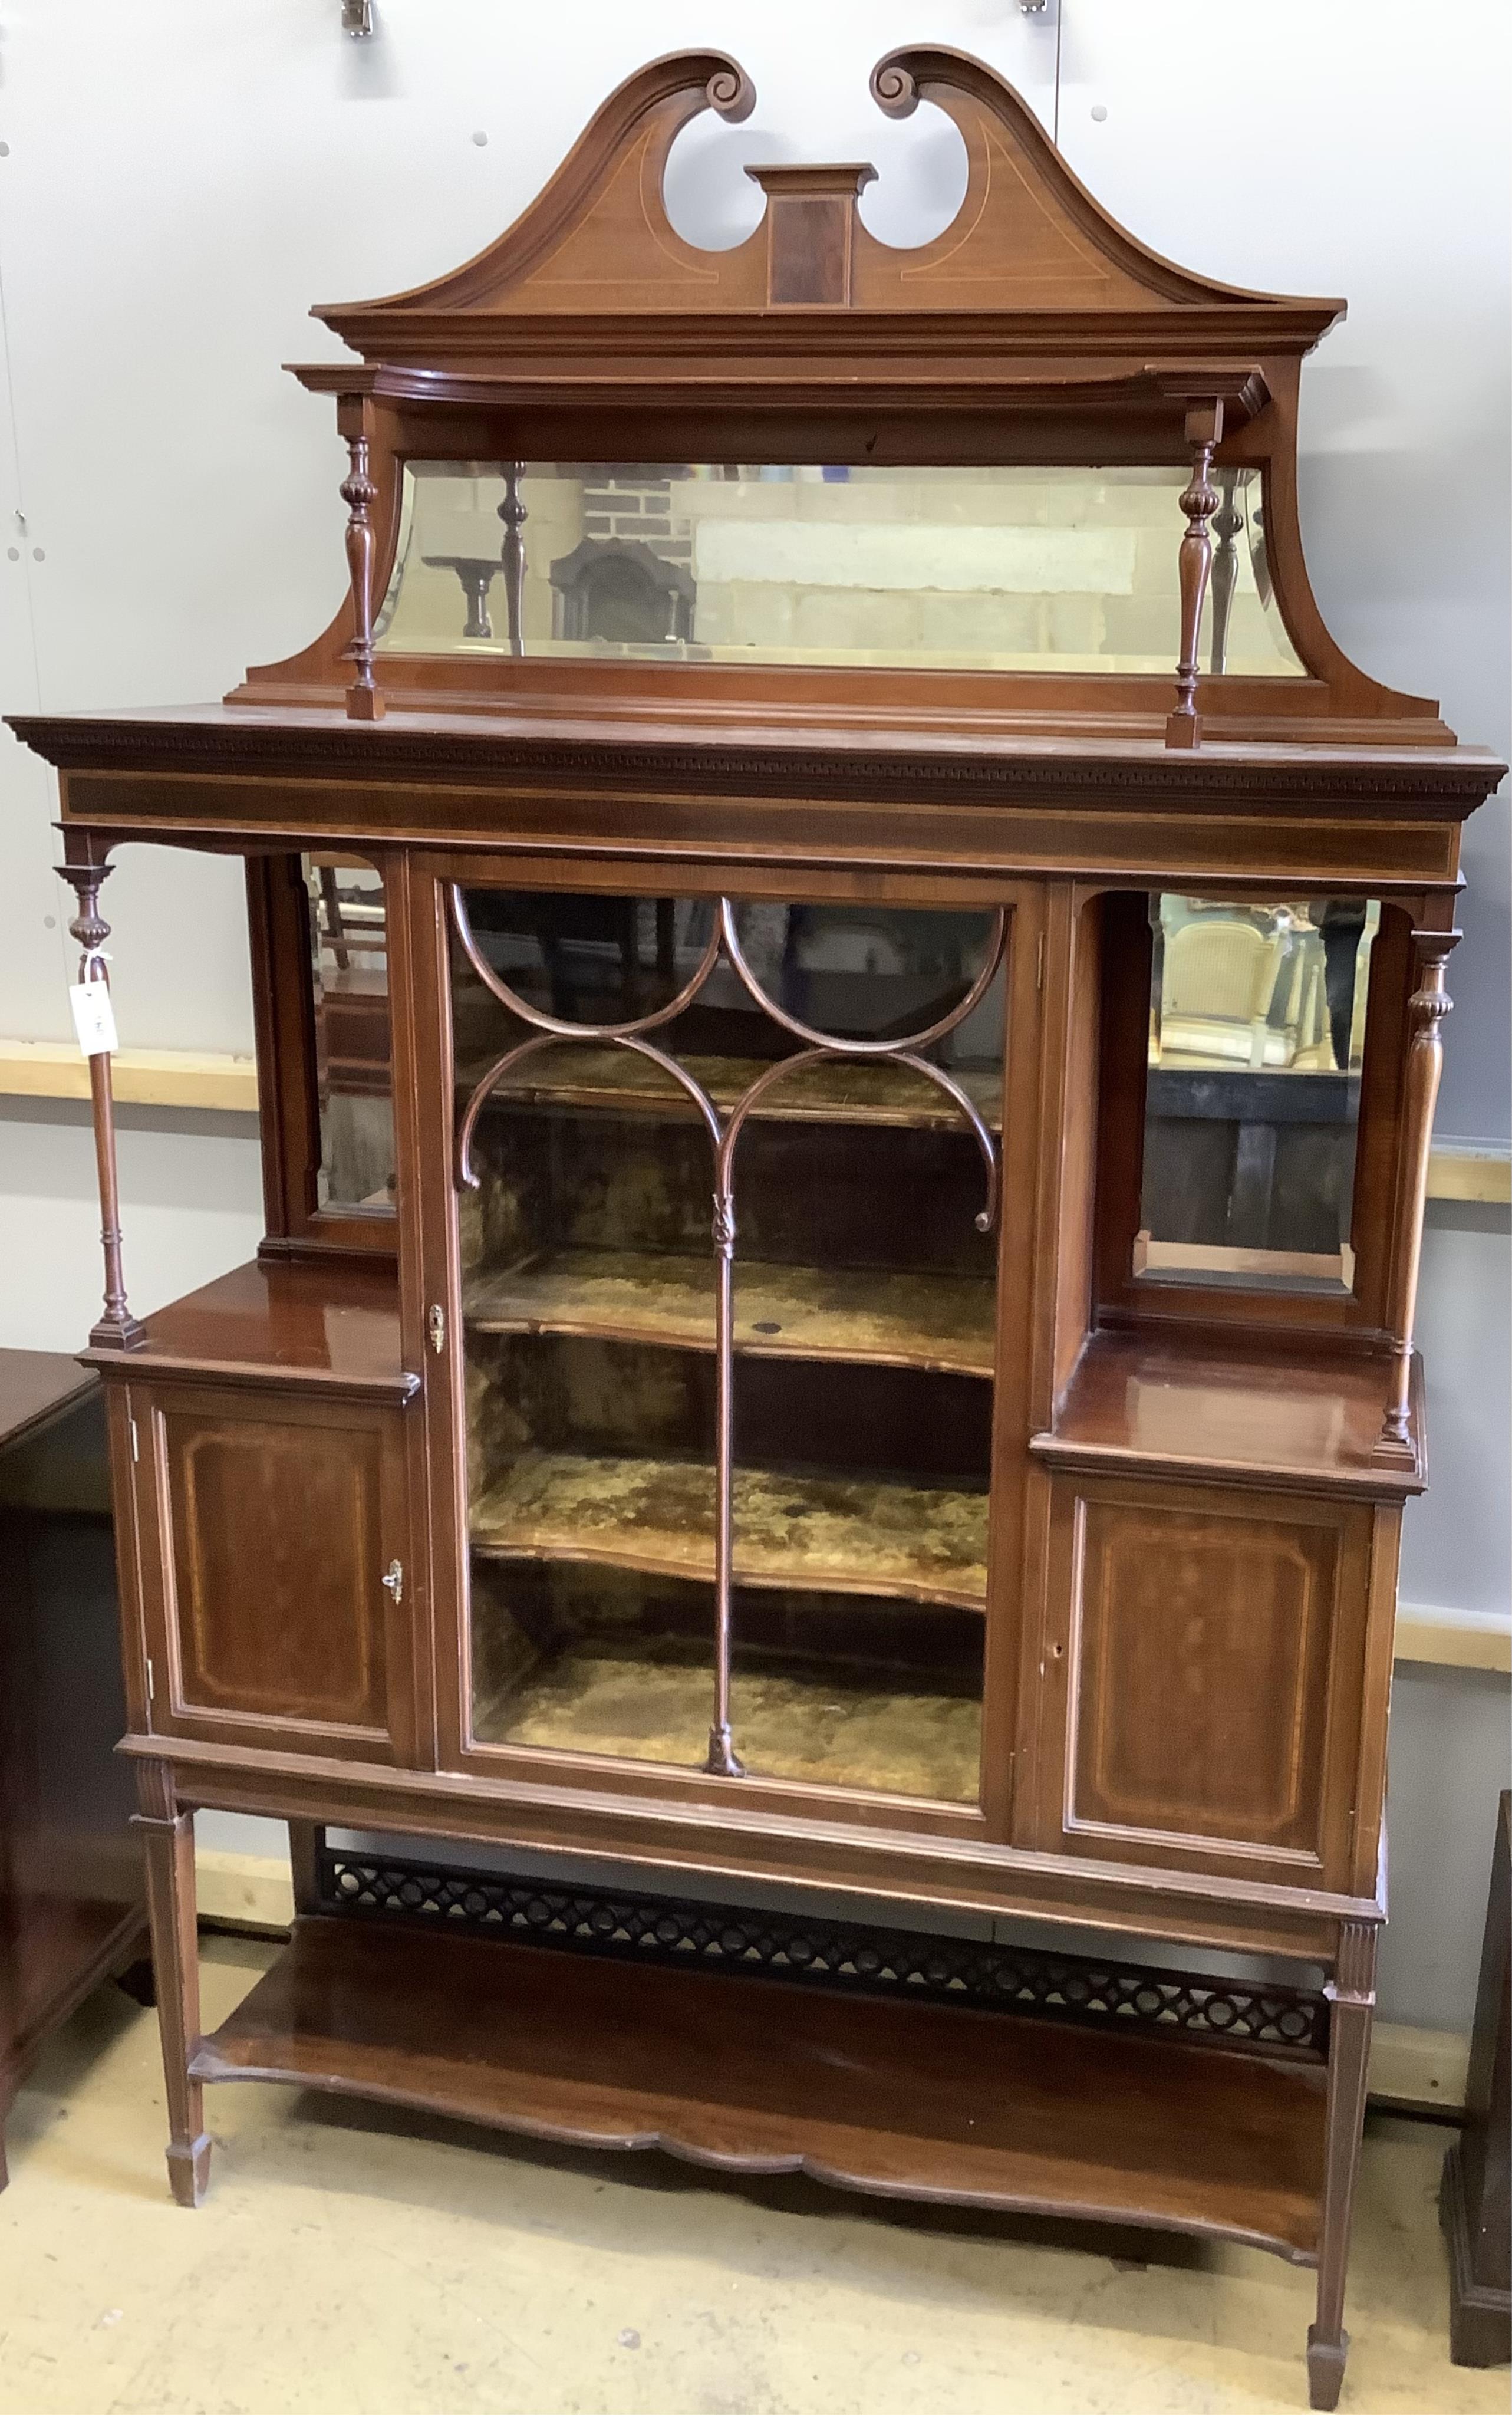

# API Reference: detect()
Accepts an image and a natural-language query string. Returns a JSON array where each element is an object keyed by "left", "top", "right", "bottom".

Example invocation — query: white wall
[{"left": 0, "top": 1, "right": 1506, "bottom": 2026}]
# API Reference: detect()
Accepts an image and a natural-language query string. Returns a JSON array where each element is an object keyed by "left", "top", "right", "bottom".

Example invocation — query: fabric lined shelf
[
  {"left": 465, "top": 1250, "right": 996, "bottom": 1378},
  {"left": 457, "top": 1045, "right": 1003, "bottom": 1134},
  {"left": 474, "top": 1637, "right": 982, "bottom": 1802},
  {"left": 470, "top": 1452, "right": 989, "bottom": 1611}
]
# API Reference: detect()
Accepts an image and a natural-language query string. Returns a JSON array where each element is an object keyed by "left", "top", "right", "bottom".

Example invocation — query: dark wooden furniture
[
  {"left": 0, "top": 1352, "right": 147, "bottom": 2186},
  {"left": 548, "top": 535, "right": 697, "bottom": 645},
  {"left": 9, "top": 49, "right": 1504, "bottom": 2407},
  {"left": 1441, "top": 1792, "right": 1511, "bottom": 2367}
]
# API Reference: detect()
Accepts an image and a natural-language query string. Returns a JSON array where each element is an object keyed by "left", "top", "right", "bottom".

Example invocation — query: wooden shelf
[
  {"left": 471, "top": 1453, "right": 989, "bottom": 1610},
  {"left": 193, "top": 1916, "right": 1327, "bottom": 2262},
  {"left": 459, "top": 1044, "right": 1003, "bottom": 1134},
  {"left": 77, "top": 1260, "right": 415, "bottom": 1404},
  {"left": 465, "top": 1250, "right": 996, "bottom": 1377},
  {"left": 1033, "top": 1328, "right": 1426, "bottom": 1498},
  {"left": 476, "top": 1638, "right": 983, "bottom": 1801}
]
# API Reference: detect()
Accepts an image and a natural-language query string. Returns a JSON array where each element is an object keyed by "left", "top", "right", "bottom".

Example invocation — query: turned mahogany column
[
  {"left": 338, "top": 394, "right": 386, "bottom": 722},
  {"left": 55, "top": 845, "right": 146, "bottom": 1351},
  {"left": 1378, "top": 929, "right": 1458, "bottom": 1455},
  {"left": 497, "top": 462, "right": 528, "bottom": 657},
  {"left": 1166, "top": 398, "right": 1224, "bottom": 749},
  {"left": 1208, "top": 469, "right": 1243, "bottom": 675}
]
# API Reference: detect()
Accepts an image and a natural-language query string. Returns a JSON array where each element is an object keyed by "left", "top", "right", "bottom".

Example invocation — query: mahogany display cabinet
[{"left": 10, "top": 50, "right": 1504, "bottom": 2408}]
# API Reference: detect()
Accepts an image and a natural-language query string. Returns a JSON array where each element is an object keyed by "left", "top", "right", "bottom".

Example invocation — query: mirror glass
[
  {"left": 1138, "top": 895, "right": 1381, "bottom": 1294},
  {"left": 302, "top": 854, "right": 396, "bottom": 1215},
  {"left": 375, "top": 462, "right": 1302, "bottom": 677}
]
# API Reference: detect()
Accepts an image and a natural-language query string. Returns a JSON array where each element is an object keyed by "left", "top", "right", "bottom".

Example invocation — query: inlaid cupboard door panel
[
  {"left": 1040, "top": 1476, "right": 1375, "bottom": 1888},
  {"left": 137, "top": 1386, "right": 415, "bottom": 1763}
]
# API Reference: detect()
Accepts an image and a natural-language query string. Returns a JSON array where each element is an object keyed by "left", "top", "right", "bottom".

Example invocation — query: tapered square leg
[
  {"left": 1307, "top": 1920, "right": 1376, "bottom": 2408},
  {"left": 166, "top": 2130, "right": 213, "bottom": 2208},
  {"left": 1306, "top": 2324, "right": 1348, "bottom": 2411},
  {"left": 134, "top": 1760, "right": 212, "bottom": 2207},
  {"left": 287, "top": 1820, "right": 327, "bottom": 1917}
]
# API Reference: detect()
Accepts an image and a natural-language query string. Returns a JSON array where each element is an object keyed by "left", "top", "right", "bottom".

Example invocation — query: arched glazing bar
[{"left": 449, "top": 886, "right": 1007, "bottom": 1782}]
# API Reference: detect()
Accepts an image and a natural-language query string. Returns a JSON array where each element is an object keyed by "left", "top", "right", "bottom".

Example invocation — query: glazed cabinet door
[
  {"left": 133, "top": 1383, "right": 418, "bottom": 1764},
  {"left": 422, "top": 868, "right": 1039, "bottom": 1830},
  {"left": 1037, "top": 1473, "right": 1381, "bottom": 1890}
]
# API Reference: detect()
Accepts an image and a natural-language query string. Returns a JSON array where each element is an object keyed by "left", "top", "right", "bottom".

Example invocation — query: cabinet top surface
[
  {"left": 1040, "top": 1330, "right": 1427, "bottom": 1496},
  {"left": 90, "top": 1261, "right": 408, "bottom": 1398}
]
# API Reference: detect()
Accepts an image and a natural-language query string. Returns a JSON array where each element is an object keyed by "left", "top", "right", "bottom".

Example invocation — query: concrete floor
[{"left": 1, "top": 1933, "right": 1503, "bottom": 2415}]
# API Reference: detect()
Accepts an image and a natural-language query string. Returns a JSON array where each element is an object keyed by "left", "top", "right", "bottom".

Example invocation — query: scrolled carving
[
  {"left": 868, "top": 55, "right": 920, "bottom": 119},
  {"left": 705, "top": 61, "right": 756, "bottom": 123}
]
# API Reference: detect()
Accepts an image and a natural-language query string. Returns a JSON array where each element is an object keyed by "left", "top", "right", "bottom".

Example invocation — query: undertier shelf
[
  {"left": 470, "top": 1452, "right": 990, "bottom": 1610},
  {"left": 192, "top": 1916, "right": 1327, "bottom": 2263},
  {"left": 459, "top": 1045, "right": 1003, "bottom": 1134},
  {"left": 474, "top": 1638, "right": 983, "bottom": 1801},
  {"left": 465, "top": 1250, "right": 996, "bottom": 1378}
]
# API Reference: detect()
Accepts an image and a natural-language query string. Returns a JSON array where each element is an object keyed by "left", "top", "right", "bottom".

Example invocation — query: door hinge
[
  {"left": 381, "top": 1558, "right": 404, "bottom": 1605},
  {"left": 427, "top": 1304, "right": 446, "bottom": 1355},
  {"left": 1036, "top": 933, "right": 1046, "bottom": 992}
]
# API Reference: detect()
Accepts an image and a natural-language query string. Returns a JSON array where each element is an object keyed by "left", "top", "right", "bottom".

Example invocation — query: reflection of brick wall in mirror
[{"left": 380, "top": 462, "right": 1300, "bottom": 677}]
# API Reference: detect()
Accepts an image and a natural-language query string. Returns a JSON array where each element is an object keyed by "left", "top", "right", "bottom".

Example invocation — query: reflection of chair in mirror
[
  {"left": 317, "top": 864, "right": 349, "bottom": 970},
  {"left": 312, "top": 861, "right": 387, "bottom": 975},
  {"left": 1158, "top": 916, "right": 1289, "bottom": 1068},
  {"left": 1157, "top": 909, "right": 1335, "bottom": 1074},
  {"left": 549, "top": 537, "right": 696, "bottom": 646},
  {"left": 1144, "top": 904, "right": 1356, "bottom": 1272}
]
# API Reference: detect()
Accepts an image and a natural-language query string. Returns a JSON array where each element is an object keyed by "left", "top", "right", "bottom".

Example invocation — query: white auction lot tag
[{"left": 69, "top": 981, "right": 118, "bottom": 1057}]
